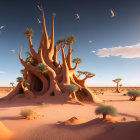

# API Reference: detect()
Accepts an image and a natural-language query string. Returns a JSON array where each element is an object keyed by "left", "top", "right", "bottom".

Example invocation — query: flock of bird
[{"left": 0, "top": 6, "right": 115, "bottom": 54}]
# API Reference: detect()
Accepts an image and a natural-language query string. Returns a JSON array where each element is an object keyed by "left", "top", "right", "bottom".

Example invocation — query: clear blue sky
[{"left": 0, "top": 0, "right": 140, "bottom": 87}]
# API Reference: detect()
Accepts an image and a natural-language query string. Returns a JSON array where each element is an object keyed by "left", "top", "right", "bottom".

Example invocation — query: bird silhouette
[
  {"left": 0, "top": 25, "right": 5, "bottom": 30},
  {"left": 37, "top": 18, "right": 42, "bottom": 24},
  {"left": 37, "top": 5, "right": 42, "bottom": 11},
  {"left": 110, "top": 9, "right": 115, "bottom": 17},
  {"left": 10, "top": 49, "right": 16, "bottom": 53},
  {"left": 76, "top": 13, "right": 80, "bottom": 19}
]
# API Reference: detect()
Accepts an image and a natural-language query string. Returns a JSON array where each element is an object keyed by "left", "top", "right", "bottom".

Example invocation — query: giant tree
[{"left": 1, "top": 8, "right": 102, "bottom": 104}]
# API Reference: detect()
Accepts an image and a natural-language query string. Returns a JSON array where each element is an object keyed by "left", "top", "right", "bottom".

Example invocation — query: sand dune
[
  {"left": 0, "top": 87, "right": 140, "bottom": 140},
  {"left": 0, "top": 121, "right": 14, "bottom": 140}
]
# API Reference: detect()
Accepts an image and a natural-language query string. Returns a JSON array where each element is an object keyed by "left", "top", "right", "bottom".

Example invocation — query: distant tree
[
  {"left": 113, "top": 78, "right": 122, "bottom": 93},
  {"left": 10, "top": 82, "right": 15, "bottom": 87},
  {"left": 95, "top": 104, "right": 118, "bottom": 119},
  {"left": 20, "top": 69, "right": 24, "bottom": 74},
  {"left": 119, "top": 84, "right": 122, "bottom": 87},
  {"left": 127, "top": 90, "right": 140, "bottom": 101}
]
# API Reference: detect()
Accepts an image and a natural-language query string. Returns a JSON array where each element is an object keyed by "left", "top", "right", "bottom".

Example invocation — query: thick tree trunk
[{"left": 103, "top": 114, "right": 106, "bottom": 119}]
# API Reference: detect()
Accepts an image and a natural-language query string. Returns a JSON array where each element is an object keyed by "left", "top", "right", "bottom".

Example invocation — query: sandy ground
[{"left": 0, "top": 87, "right": 140, "bottom": 140}]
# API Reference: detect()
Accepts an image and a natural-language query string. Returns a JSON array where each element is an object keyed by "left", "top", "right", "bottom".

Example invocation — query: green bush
[
  {"left": 127, "top": 90, "right": 140, "bottom": 101},
  {"left": 66, "top": 84, "right": 79, "bottom": 93},
  {"left": 37, "top": 63, "right": 48, "bottom": 74},
  {"left": 17, "top": 77, "right": 25, "bottom": 82},
  {"left": 95, "top": 104, "right": 118, "bottom": 119},
  {"left": 20, "top": 108, "right": 33, "bottom": 118}
]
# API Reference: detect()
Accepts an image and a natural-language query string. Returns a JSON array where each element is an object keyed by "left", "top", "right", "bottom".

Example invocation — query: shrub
[
  {"left": 127, "top": 90, "right": 140, "bottom": 101},
  {"left": 37, "top": 63, "right": 48, "bottom": 74},
  {"left": 17, "top": 77, "right": 25, "bottom": 82},
  {"left": 95, "top": 104, "right": 118, "bottom": 119},
  {"left": 38, "top": 102, "right": 47, "bottom": 107},
  {"left": 20, "top": 108, "right": 33, "bottom": 118},
  {"left": 66, "top": 84, "right": 79, "bottom": 93}
]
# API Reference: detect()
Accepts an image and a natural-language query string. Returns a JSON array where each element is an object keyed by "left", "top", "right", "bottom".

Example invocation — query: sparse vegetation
[
  {"left": 127, "top": 90, "right": 140, "bottom": 101},
  {"left": 37, "top": 63, "right": 48, "bottom": 74},
  {"left": 20, "top": 108, "right": 33, "bottom": 118},
  {"left": 99, "top": 89, "right": 104, "bottom": 95},
  {"left": 95, "top": 104, "right": 118, "bottom": 119},
  {"left": 10, "top": 82, "right": 15, "bottom": 87},
  {"left": 24, "top": 28, "right": 34, "bottom": 37},
  {"left": 66, "top": 84, "right": 79, "bottom": 93}
]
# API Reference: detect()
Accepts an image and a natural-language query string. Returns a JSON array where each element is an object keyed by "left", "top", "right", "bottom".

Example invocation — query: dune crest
[{"left": 57, "top": 117, "right": 86, "bottom": 125}]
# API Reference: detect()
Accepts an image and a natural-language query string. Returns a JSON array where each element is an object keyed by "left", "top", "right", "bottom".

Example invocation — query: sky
[{"left": 0, "top": 0, "right": 140, "bottom": 87}]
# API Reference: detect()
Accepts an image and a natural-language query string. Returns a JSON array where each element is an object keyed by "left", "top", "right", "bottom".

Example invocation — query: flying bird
[
  {"left": 37, "top": 5, "right": 42, "bottom": 11},
  {"left": 10, "top": 49, "right": 15, "bottom": 53},
  {"left": 76, "top": 13, "right": 80, "bottom": 20},
  {"left": 110, "top": 9, "right": 115, "bottom": 17},
  {"left": 0, "top": 25, "right": 5, "bottom": 30},
  {"left": 37, "top": 18, "right": 42, "bottom": 24}
]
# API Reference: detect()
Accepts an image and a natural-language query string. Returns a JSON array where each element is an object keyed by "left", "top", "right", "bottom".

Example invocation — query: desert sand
[{"left": 0, "top": 87, "right": 140, "bottom": 140}]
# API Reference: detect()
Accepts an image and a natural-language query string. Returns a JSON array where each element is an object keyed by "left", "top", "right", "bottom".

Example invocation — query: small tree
[
  {"left": 72, "top": 58, "right": 82, "bottom": 64},
  {"left": 10, "top": 82, "right": 15, "bottom": 87},
  {"left": 66, "top": 84, "right": 79, "bottom": 100},
  {"left": 24, "top": 28, "right": 34, "bottom": 37},
  {"left": 127, "top": 90, "right": 140, "bottom": 101},
  {"left": 113, "top": 78, "right": 122, "bottom": 93},
  {"left": 119, "top": 84, "right": 122, "bottom": 87},
  {"left": 95, "top": 104, "right": 118, "bottom": 119}
]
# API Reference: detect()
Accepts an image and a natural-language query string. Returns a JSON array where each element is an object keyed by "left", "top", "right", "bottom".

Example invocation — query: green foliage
[
  {"left": 83, "top": 71, "right": 95, "bottom": 76},
  {"left": 25, "top": 56, "right": 34, "bottom": 64},
  {"left": 77, "top": 71, "right": 95, "bottom": 77},
  {"left": 77, "top": 71, "right": 83, "bottom": 74},
  {"left": 10, "top": 82, "right": 15, "bottom": 87},
  {"left": 17, "top": 77, "right": 25, "bottom": 82},
  {"left": 66, "top": 84, "right": 79, "bottom": 93},
  {"left": 24, "top": 28, "right": 34, "bottom": 37},
  {"left": 71, "top": 49, "right": 75, "bottom": 53},
  {"left": 113, "top": 78, "right": 122, "bottom": 83},
  {"left": 52, "top": 13, "right": 56, "bottom": 17},
  {"left": 25, "top": 51, "right": 34, "bottom": 64},
  {"left": 37, "top": 63, "right": 48, "bottom": 74},
  {"left": 20, "top": 108, "right": 33, "bottom": 118},
  {"left": 67, "top": 35, "right": 76, "bottom": 44},
  {"left": 20, "top": 69, "right": 24, "bottom": 74},
  {"left": 72, "top": 58, "right": 82, "bottom": 64},
  {"left": 24, "top": 81, "right": 30, "bottom": 86},
  {"left": 38, "top": 102, "right": 47, "bottom": 107},
  {"left": 127, "top": 90, "right": 140, "bottom": 97},
  {"left": 119, "top": 84, "right": 122, "bottom": 87},
  {"left": 56, "top": 39, "right": 63, "bottom": 45},
  {"left": 95, "top": 104, "right": 118, "bottom": 117}
]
